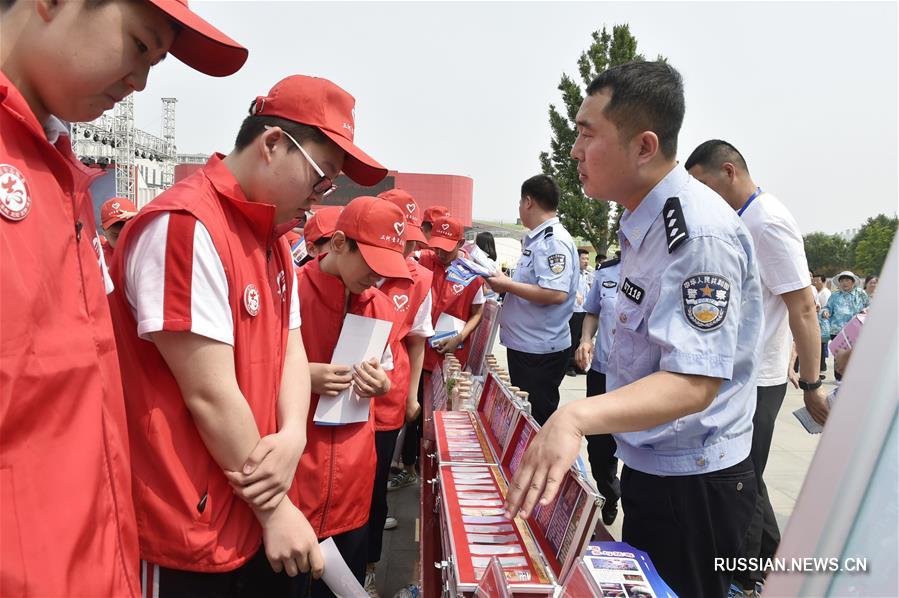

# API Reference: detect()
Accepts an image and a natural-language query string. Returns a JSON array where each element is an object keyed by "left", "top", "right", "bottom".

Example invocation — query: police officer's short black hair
[
  {"left": 521, "top": 174, "right": 560, "bottom": 211},
  {"left": 577, "top": 248, "right": 590, "bottom": 256},
  {"left": 684, "top": 139, "right": 750, "bottom": 174},
  {"left": 234, "top": 99, "right": 329, "bottom": 152},
  {"left": 586, "top": 61, "right": 685, "bottom": 160}
]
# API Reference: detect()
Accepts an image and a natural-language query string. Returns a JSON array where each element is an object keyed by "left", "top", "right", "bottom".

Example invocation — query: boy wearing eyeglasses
[{"left": 107, "top": 75, "right": 387, "bottom": 594}]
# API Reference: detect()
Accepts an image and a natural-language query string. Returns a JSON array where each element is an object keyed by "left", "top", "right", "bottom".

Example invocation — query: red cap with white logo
[
  {"left": 336, "top": 197, "right": 411, "bottom": 280},
  {"left": 252, "top": 75, "right": 388, "bottom": 186},
  {"left": 422, "top": 205, "right": 451, "bottom": 225},
  {"left": 304, "top": 206, "right": 343, "bottom": 245},
  {"left": 428, "top": 216, "right": 464, "bottom": 252},
  {"left": 377, "top": 189, "right": 427, "bottom": 243},
  {"left": 100, "top": 197, "right": 137, "bottom": 229}
]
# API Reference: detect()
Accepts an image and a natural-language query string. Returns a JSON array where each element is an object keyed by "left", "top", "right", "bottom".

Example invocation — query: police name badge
[
  {"left": 547, "top": 253, "right": 566, "bottom": 274},
  {"left": 682, "top": 274, "right": 731, "bottom": 331},
  {"left": 602, "top": 280, "right": 617, "bottom": 289}
]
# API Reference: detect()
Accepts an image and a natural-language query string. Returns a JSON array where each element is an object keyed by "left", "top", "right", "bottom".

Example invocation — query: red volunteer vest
[
  {"left": 108, "top": 155, "right": 295, "bottom": 572},
  {"left": 375, "top": 257, "right": 433, "bottom": 431},
  {"left": 295, "top": 258, "right": 400, "bottom": 538},
  {"left": 0, "top": 75, "right": 140, "bottom": 596},
  {"left": 419, "top": 252, "right": 483, "bottom": 371}
]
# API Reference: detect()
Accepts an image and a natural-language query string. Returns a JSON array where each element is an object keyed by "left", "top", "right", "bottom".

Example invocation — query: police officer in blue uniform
[
  {"left": 505, "top": 61, "right": 763, "bottom": 598},
  {"left": 488, "top": 174, "right": 578, "bottom": 426},
  {"left": 575, "top": 249, "right": 622, "bottom": 526}
]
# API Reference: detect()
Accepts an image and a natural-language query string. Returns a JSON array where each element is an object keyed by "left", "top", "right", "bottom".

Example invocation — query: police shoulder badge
[
  {"left": 547, "top": 253, "right": 566, "bottom": 274},
  {"left": 682, "top": 274, "right": 731, "bottom": 331}
]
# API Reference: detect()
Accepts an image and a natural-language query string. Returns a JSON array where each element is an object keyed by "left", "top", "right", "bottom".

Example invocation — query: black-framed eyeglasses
[{"left": 265, "top": 125, "right": 337, "bottom": 197}]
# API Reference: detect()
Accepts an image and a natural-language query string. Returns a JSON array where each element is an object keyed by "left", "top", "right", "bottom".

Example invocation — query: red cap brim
[
  {"left": 149, "top": 0, "right": 248, "bottom": 77},
  {"left": 320, "top": 129, "right": 388, "bottom": 187},
  {"left": 405, "top": 224, "right": 428, "bottom": 244},
  {"left": 102, "top": 212, "right": 137, "bottom": 229},
  {"left": 357, "top": 243, "right": 412, "bottom": 280},
  {"left": 428, "top": 236, "right": 459, "bottom": 252}
]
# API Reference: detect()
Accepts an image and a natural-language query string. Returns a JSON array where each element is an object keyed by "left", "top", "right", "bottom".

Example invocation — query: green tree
[
  {"left": 803, "top": 232, "right": 851, "bottom": 276},
  {"left": 851, "top": 214, "right": 898, "bottom": 275},
  {"left": 540, "top": 25, "right": 659, "bottom": 252}
]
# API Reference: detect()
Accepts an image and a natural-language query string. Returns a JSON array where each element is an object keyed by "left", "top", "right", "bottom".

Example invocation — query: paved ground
[{"left": 374, "top": 346, "right": 832, "bottom": 596}]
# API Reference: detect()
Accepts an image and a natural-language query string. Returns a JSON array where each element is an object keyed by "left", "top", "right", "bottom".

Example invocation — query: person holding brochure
[
  {"left": 504, "top": 62, "right": 763, "bottom": 598},
  {"left": 108, "top": 75, "right": 386, "bottom": 594},
  {"left": 364, "top": 189, "right": 435, "bottom": 593},
  {"left": 295, "top": 195, "right": 409, "bottom": 593}
]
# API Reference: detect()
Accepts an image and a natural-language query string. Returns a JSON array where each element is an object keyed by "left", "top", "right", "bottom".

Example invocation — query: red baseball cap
[
  {"left": 252, "top": 75, "right": 388, "bottom": 186},
  {"left": 147, "top": 0, "right": 248, "bottom": 77},
  {"left": 100, "top": 197, "right": 137, "bottom": 229},
  {"left": 303, "top": 206, "right": 343, "bottom": 245},
  {"left": 377, "top": 189, "right": 427, "bottom": 244},
  {"left": 428, "top": 216, "right": 464, "bottom": 252},
  {"left": 336, "top": 197, "right": 411, "bottom": 280},
  {"left": 422, "top": 205, "right": 451, "bottom": 225}
]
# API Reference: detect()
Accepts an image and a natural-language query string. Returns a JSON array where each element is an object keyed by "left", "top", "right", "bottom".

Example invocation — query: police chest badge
[
  {"left": 0, "top": 164, "right": 32, "bottom": 221},
  {"left": 682, "top": 274, "right": 731, "bottom": 331},
  {"left": 547, "top": 254, "right": 566, "bottom": 274},
  {"left": 244, "top": 283, "right": 260, "bottom": 317}
]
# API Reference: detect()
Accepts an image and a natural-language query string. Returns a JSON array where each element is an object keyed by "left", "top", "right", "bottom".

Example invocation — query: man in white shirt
[{"left": 686, "top": 140, "right": 828, "bottom": 595}]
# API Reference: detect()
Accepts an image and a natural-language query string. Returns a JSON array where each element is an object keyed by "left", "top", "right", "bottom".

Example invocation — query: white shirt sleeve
[
  {"left": 125, "top": 212, "right": 234, "bottom": 345},
  {"left": 408, "top": 290, "right": 435, "bottom": 337},
  {"left": 381, "top": 345, "right": 394, "bottom": 371},
  {"left": 757, "top": 218, "right": 811, "bottom": 296},
  {"left": 289, "top": 268, "right": 301, "bottom": 330},
  {"left": 471, "top": 286, "right": 486, "bottom": 305}
]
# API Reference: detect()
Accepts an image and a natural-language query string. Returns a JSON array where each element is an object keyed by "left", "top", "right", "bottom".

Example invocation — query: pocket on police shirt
[{"left": 613, "top": 302, "right": 652, "bottom": 372}]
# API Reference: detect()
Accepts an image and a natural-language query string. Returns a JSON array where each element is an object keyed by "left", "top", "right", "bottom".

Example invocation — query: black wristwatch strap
[{"left": 798, "top": 378, "right": 823, "bottom": 391}]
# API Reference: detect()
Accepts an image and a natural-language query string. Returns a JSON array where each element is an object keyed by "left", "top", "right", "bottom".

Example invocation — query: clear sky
[{"left": 132, "top": 1, "right": 898, "bottom": 236}]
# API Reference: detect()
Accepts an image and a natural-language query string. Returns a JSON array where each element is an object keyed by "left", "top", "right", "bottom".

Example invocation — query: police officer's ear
[
  {"left": 634, "top": 130, "right": 660, "bottom": 165},
  {"left": 721, "top": 162, "right": 738, "bottom": 184}
]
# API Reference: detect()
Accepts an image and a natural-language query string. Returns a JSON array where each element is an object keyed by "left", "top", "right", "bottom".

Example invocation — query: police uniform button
[
  {"left": 737, "top": 482, "right": 744, "bottom": 491},
  {"left": 696, "top": 457, "right": 706, "bottom": 466},
  {"left": 719, "top": 452, "right": 725, "bottom": 460},
  {"left": 619, "top": 313, "right": 627, "bottom": 323}
]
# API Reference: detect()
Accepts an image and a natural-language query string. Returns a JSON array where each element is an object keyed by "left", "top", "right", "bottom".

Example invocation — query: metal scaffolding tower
[
  {"left": 161, "top": 98, "right": 177, "bottom": 188},
  {"left": 113, "top": 96, "right": 136, "bottom": 202}
]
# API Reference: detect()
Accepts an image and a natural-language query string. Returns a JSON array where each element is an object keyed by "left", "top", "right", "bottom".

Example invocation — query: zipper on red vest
[{"left": 318, "top": 427, "right": 337, "bottom": 536}]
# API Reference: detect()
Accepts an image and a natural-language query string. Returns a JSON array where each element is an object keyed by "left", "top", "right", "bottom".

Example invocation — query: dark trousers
[
  {"left": 621, "top": 457, "right": 757, "bottom": 598},
  {"left": 506, "top": 347, "right": 569, "bottom": 426},
  {"left": 401, "top": 379, "right": 425, "bottom": 466},
  {"left": 584, "top": 370, "right": 619, "bottom": 509},
  {"left": 735, "top": 383, "right": 787, "bottom": 588},
  {"left": 820, "top": 341, "right": 828, "bottom": 372},
  {"left": 143, "top": 546, "right": 295, "bottom": 597},
  {"left": 567, "top": 311, "right": 587, "bottom": 370},
  {"left": 294, "top": 525, "right": 368, "bottom": 598},
  {"left": 368, "top": 427, "right": 402, "bottom": 563}
]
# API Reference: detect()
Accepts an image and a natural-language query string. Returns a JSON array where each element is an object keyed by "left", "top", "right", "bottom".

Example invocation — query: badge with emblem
[
  {"left": 244, "top": 283, "right": 260, "bottom": 317},
  {"left": 602, "top": 280, "right": 617, "bottom": 289},
  {"left": 452, "top": 283, "right": 464, "bottom": 294},
  {"left": 547, "top": 253, "right": 566, "bottom": 274},
  {"left": 276, "top": 271, "right": 287, "bottom": 302},
  {"left": 393, "top": 294, "right": 409, "bottom": 310},
  {"left": 0, "top": 164, "right": 32, "bottom": 221},
  {"left": 682, "top": 274, "right": 731, "bottom": 331}
]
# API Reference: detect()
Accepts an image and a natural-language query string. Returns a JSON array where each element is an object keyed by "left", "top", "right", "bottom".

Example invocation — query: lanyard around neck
[{"left": 737, "top": 187, "right": 763, "bottom": 217}]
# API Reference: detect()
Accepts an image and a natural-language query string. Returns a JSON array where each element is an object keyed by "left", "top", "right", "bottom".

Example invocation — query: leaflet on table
[
  {"left": 573, "top": 542, "right": 679, "bottom": 598},
  {"left": 793, "top": 390, "right": 837, "bottom": 434},
  {"left": 314, "top": 314, "right": 392, "bottom": 425},
  {"left": 429, "top": 312, "right": 466, "bottom": 348}
]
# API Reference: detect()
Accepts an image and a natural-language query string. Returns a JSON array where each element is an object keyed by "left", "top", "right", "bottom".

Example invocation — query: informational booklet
[
  {"left": 290, "top": 235, "right": 307, "bottom": 267},
  {"left": 564, "top": 542, "right": 678, "bottom": 598},
  {"left": 793, "top": 390, "right": 837, "bottom": 434},
  {"left": 430, "top": 312, "right": 466, "bottom": 348},
  {"left": 314, "top": 313, "right": 392, "bottom": 425}
]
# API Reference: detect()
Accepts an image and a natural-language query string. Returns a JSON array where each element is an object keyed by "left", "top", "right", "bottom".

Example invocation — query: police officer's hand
[
  {"left": 504, "top": 405, "right": 583, "bottom": 519},
  {"left": 575, "top": 341, "right": 594, "bottom": 373},
  {"left": 435, "top": 334, "right": 463, "bottom": 355},
  {"left": 803, "top": 385, "right": 830, "bottom": 426},
  {"left": 259, "top": 500, "right": 324, "bottom": 579},
  {"left": 310, "top": 363, "right": 353, "bottom": 396},
  {"left": 225, "top": 429, "right": 305, "bottom": 511},
  {"left": 486, "top": 269, "right": 512, "bottom": 293},
  {"left": 353, "top": 358, "right": 390, "bottom": 398}
]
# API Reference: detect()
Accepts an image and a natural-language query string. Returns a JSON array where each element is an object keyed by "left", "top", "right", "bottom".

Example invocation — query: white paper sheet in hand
[
  {"left": 320, "top": 537, "right": 368, "bottom": 597},
  {"left": 314, "top": 313, "right": 392, "bottom": 425}
]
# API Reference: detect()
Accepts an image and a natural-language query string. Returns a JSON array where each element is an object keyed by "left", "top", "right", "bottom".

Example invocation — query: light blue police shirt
[
  {"left": 499, "top": 217, "right": 578, "bottom": 354},
  {"left": 572, "top": 268, "right": 592, "bottom": 314},
  {"left": 582, "top": 258, "right": 621, "bottom": 374},
  {"left": 607, "top": 164, "right": 763, "bottom": 476}
]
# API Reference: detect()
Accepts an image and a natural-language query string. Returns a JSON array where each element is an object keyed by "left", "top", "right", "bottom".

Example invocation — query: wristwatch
[{"left": 798, "top": 378, "right": 823, "bottom": 391}]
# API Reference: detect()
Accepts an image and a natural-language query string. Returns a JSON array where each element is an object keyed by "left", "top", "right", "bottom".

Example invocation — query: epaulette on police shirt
[
  {"left": 598, "top": 257, "right": 620, "bottom": 270},
  {"left": 663, "top": 196, "right": 689, "bottom": 253},
  {"left": 543, "top": 226, "right": 554, "bottom": 239}
]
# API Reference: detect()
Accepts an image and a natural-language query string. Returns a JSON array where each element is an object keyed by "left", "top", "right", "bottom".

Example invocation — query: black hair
[
  {"left": 475, "top": 232, "right": 497, "bottom": 261},
  {"left": 594, "top": 254, "right": 604, "bottom": 265},
  {"left": 346, "top": 238, "right": 359, "bottom": 252},
  {"left": 684, "top": 139, "right": 749, "bottom": 174},
  {"left": 314, "top": 237, "right": 330, "bottom": 249},
  {"left": 234, "top": 99, "right": 329, "bottom": 152},
  {"left": 521, "top": 174, "right": 560, "bottom": 211},
  {"left": 865, "top": 274, "right": 878, "bottom": 285},
  {"left": 586, "top": 61, "right": 685, "bottom": 160},
  {"left": 577, "top": 248, "right": 590, "bottom": 256}
]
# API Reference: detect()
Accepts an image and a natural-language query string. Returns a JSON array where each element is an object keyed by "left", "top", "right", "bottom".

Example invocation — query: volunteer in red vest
[
  {"left": 99, "top": 196, "right": 137, "bottom": 263},
  {"left": 301, "top": 204, "right": 343, "bottom": 265},
  {"left": 295, "top": 196, "right": 409, "bottom": 593},
  {"left": 363, "top": 189, "right": 435, "bottom": 592},
  {"left": 108, "top": 75, "right": 387, "bottom": 595},
  {"left": 0, "top": 2, "right": 246, "bottom": 595}
]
